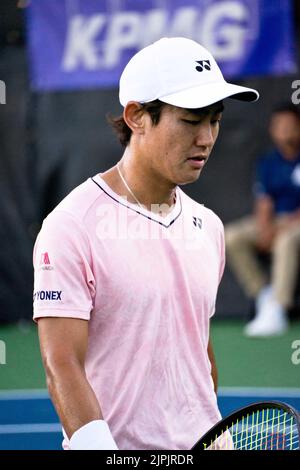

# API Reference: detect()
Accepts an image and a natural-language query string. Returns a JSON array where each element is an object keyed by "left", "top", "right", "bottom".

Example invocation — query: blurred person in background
[{"left": 225, "top": 103, "right": 300, "bottom": 337}]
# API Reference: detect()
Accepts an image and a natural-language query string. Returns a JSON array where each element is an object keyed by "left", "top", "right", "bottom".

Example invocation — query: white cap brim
[{"left": 157, "top": 81, "right": 259, "bottom": 109}]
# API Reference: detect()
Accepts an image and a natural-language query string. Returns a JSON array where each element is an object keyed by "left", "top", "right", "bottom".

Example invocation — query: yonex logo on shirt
[
  {"left": 33, "top": 290, "right": 62, "bottom": 301},
  {"left": 193, "top": 217, "right": 202, "bottom": 229}
]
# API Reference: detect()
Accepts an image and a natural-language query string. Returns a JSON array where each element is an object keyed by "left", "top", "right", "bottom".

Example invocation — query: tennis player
[{"left": 33, "top": 37, "right": 259, "bottom": 450}]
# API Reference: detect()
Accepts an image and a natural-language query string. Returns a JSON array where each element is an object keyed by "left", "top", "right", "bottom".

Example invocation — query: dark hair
[
  {"left": 107, "top": 99, "right": 167, "bottom": 147},
  {"left": 272, "top": 102, "right": 300, "bottom": 119}
]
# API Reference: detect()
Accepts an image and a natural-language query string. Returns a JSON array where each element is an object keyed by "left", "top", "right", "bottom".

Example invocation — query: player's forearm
[{"left": 45, "top": 358, "right": 102, "bottom": 439}]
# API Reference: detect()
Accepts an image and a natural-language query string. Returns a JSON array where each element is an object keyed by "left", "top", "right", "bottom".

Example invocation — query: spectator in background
[{"left": 225, "top": 103, "right": 300, "bottom": 337}]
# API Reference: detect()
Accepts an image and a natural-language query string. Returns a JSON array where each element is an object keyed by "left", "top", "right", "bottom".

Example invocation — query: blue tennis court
[{"left": 1, "top": 388, "right": 299, "bottom": 450}]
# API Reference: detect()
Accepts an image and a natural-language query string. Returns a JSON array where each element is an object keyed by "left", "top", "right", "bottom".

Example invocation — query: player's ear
[{"left": 123, "top": 101, "right": 147, "bottom": 136}]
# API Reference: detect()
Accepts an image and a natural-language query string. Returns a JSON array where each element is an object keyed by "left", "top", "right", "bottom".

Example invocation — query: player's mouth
[{"left": 186, "top": 156, "right": 207, "bottom": 169}]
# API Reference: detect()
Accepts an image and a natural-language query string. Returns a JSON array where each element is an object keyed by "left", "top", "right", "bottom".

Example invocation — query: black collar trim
[{"left": 91, "top": 177, "right": 182, "bottom": 228}]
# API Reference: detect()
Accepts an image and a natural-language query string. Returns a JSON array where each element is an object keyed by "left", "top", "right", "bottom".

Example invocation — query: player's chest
[{"left": 92, "top": 230, "right": 220, "bottom": 308}]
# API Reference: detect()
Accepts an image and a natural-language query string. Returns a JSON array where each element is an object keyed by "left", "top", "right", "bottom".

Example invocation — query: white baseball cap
[{"left": 119, "top": 37, "right": 259, "bottom": 108}]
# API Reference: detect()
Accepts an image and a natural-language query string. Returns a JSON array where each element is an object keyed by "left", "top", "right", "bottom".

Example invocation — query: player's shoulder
[
  {"left": 179, "top": 188, "right": 224, "bottom": 231},
  {"left": 45, "top": 175, "right": 106, "bottom": 225}
]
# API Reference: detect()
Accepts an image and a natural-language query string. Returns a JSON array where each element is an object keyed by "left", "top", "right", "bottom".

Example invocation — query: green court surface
[
  {"left": 0, "top": 319, "right": 299, "bottom": 390},
  {"left": 212, "top": 320, "right": 300, "bottom": 388}
]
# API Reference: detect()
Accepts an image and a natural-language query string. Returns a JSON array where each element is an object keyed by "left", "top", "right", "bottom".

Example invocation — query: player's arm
[
  {"left": 38, "top": 317, "right": 117, "bottom": 449},
  {"left": 207, "top": 336, "right": 218, "bottom": 393}
]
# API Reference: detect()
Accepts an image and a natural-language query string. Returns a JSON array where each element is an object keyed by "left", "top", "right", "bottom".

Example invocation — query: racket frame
[{"left": 192, "top": 400, "right": 300, "bottom": 451}]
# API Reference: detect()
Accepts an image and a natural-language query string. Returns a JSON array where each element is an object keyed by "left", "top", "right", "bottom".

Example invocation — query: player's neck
[{"left": 101, "top": 151, "right": 177, "bottom": 213}]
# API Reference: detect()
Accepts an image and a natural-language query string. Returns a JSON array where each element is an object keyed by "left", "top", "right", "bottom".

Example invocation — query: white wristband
[{"left": 69, "top": 420, "right": 118, "bottom": 450}]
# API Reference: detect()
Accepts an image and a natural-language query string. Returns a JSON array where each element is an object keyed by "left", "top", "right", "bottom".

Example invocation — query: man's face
[
  {"left": 141, "top": 101, "right": 223, "bottom": 185},
  {"left": 269, "top": 111, "right": 300, "bottom": 159}
]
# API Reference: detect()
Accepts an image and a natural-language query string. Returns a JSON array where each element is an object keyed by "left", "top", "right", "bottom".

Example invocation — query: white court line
[
  {"left": 218, "top": 387, "right": 300, "bottom": 397},
  {"left": 0, "top": 389, "right": 49, "bottom": 400},
  {"left": 0, "top": 387, "right": 299, "bottom": 400},
  {"left": 0, "top": 423, "right": 61, "bottom": 434},
  {"left": 1, "top": 387, "right": 300, "bottom": 400}
]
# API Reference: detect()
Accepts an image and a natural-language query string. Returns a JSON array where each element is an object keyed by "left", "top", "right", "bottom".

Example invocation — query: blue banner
[{"left": 26, "top": 0, "right": 297, "bottom": 91}]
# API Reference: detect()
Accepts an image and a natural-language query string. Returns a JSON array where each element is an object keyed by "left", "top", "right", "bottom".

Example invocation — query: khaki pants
[{"left": 225, "top": 216, "right": 300, "bottom": 309}]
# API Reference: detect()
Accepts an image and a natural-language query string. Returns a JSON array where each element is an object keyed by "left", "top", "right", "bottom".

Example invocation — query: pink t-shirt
[{"left": 33, "top": 175, "right": 225, "bottom": 450}]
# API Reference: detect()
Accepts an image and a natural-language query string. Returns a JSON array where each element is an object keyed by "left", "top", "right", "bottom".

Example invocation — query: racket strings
[
  {"left": 205, "top": 431, "right": 299, "bottom": 450},
  {"left": 205, "top": 436, "right": 300, "bottom": 450},
  {"left": 204, "top": 409, "right": 300, "bottom": 450},
  {"left": 231, "top": 432, "right": 299, "bottom": 450}
]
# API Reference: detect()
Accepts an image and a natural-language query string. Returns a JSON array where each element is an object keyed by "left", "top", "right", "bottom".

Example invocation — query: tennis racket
[{"left": 192, "top": 401, "right": 300, "bottom": 450}]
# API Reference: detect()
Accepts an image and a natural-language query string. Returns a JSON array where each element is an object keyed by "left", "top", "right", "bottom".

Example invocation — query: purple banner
[{"left": 26, "top": 0, "right": 297, "bottom": 91}]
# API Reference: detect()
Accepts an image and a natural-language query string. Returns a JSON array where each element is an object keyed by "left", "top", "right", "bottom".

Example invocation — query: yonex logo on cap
[{"left": 195, "top": 60, "right": 211, "bottom": 72}]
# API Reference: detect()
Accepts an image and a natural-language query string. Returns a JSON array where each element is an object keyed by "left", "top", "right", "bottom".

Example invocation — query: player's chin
[{"left": 175, "top": 168, "right": 203, "bottom": 185}]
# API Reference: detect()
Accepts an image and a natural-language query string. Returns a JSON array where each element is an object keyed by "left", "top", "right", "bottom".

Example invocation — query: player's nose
[{"left": 194, "top": 122, "right": 214, "bottom": 148}]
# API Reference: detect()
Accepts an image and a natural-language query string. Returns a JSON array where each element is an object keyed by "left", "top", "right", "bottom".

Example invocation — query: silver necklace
[
  {"left": 117, "top": 164, "right": 144, "bottom": 210},
  {"left": 117, "top": 163, "right": 177, "bottom": 213}
]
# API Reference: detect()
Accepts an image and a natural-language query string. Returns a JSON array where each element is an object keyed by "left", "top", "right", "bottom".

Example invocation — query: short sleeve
[{"left": 33, "top": 210, "right": 95, "bottom": 321}]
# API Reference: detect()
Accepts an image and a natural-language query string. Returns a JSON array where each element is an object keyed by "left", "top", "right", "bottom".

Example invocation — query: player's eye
[
  {"left": 211, "top": 115, "right": 222, "bottom": 125},
  {"left": 182, "top": 119, "right": 202, "bottom": 125}
]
